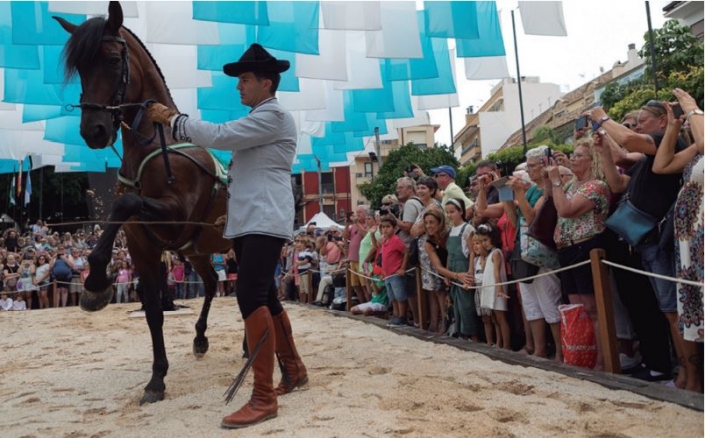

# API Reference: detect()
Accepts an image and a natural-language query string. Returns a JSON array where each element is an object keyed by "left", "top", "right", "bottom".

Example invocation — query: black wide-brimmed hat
[{"left": 223, "top": 43, "right": 290, "bottom": 77}]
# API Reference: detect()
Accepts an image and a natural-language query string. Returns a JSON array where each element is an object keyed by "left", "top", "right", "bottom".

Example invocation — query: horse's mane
[
  {"left": 61, "top": 16, "right": 175, "bottom": 106},
  {"left": 61, "top": 17, "right": 107, "bottom": 80}
]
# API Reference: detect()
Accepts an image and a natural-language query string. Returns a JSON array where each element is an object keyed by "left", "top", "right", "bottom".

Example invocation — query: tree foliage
[
  {"left": 358, "top": 144, "right": 458, "bottom": 208},
  {"left": 600, "top": 19, "right": 704, "bottom": 121}
]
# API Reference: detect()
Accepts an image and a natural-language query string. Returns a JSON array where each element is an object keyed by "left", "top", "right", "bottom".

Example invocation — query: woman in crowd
[
  {"left": 114, "top": 260, "right": 132, "bottom": 304},
  {"left": 68, "top": 247, "right": 86, "bottom": 306},
  {"left": 62, "top": 232, "right": 76, "bottom": 250},
  {"left": 33, "top": 254, "right": 51, "bottom": 309},
  {"left": 548, "top": 138, "right": 610, "bottom": 369},
  {"left": 506, "top": 146, "right": 563, "bottom": 362},
  {"left": 410, "top": 177, "right": 445, "bottom": 333},
  {"left": 652, "top": 88, "right": 703, "bottom": 392},
  {"left": 211, "top": 251, "right": 227, "bottom": 297},
  {"left": 4, "top": 253, "right": 20, "bottom": 297},
  {"left": 52, "top": 247, "right": 73, "bottom": 307},
  {"left": 423, "top": 209, "right": 474, "bottom": 337},
  {"left": 18, "top": 253, "right": 36, "bottom": 310}
]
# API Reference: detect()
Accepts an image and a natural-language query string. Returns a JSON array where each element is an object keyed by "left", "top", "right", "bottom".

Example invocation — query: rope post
[
  {"left": 415, "top": 266, "right": 427, "bottom": 330},
  {"left": 589, "top": 248, "right": 620, "bottom": 374},
  {"left": 52, "top": 280, "right": 58, "bottom": 308},
  {"left": 345, "top": 266, "right": 352, "bottom": 312}
]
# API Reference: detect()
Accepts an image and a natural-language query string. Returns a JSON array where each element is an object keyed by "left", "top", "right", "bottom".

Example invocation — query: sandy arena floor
[{"left": 0, "top": 298, "right": 702, "bottom": 438}]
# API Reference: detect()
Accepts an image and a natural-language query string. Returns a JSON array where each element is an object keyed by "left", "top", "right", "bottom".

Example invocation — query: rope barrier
[
  {"left": 43, "top": 219, "right": 220, "bottom": 229},
  {"left": 347, "top": 267, "right": 416, "bottom": 282},
  {"left": 601, "top": 259, "right": 703, "bottom": 288},
  {"left": 419, "top": 260, "right": 592, "bottom": 290}
]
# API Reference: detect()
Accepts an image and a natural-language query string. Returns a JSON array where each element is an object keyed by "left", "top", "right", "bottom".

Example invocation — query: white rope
[
  {"left": 347, "top": 267, "right": 416, "bottom": 282},
  {"left": 420, "top": 260, "right": 592, "bottom": 290},
  {"left": 601, "top": 259, "right": 703, "bottom": 288}
]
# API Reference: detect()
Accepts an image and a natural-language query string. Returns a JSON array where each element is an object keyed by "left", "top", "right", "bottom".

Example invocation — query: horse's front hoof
[
  {"left": 193, "top": 336, "right": 209, "bottom": 358},
  {"left": 80, "top": 286, "right": 114, "bottom": 312},
  {"left": 139, "top": 390, "right": 165, "bottom": 405}
]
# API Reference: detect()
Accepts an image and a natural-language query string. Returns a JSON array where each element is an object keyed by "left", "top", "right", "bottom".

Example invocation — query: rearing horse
[{"left": 54, "top": 2, "right": 231, "bottom": 404}]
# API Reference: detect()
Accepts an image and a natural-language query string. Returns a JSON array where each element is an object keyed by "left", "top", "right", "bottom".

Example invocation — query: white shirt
[
  {"left": 0, "top": 297, "right": 12, "bottom": 311},
  {"left": 12, "top": 300, "right": 26, "bottom": 311}
]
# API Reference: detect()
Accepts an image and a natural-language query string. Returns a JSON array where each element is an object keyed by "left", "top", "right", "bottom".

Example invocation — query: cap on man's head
[
  {"left": 430, "top": 165, "right": 456, "bottom": 179},
  {"left": 223, "top": 43, "right": 290, "bottom": 77}
]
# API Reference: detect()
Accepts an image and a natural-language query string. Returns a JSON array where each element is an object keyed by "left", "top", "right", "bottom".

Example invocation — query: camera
[{"left": 380, "top": 204, "right": 400, "bottom": 217}]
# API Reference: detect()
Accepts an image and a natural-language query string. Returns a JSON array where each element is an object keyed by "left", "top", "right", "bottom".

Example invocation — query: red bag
[{"left": 559, "top": 304, "right": 597, "bottom": 369}]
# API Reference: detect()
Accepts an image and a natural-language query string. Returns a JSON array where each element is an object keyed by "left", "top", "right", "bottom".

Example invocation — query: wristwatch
[
  {"left": 686, "top": 109, "right": 704, "bottom": 121},
  {"left": 595, "top": 115, "right": 610, "bottom": 130},
  {"left": 552, "top": 181, "right": 562, "bottom": 187}
]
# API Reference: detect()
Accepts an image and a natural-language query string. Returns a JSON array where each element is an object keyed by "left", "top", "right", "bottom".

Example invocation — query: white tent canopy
[{"left": 299, "top": 212, "right": 344, "bottom": 232}]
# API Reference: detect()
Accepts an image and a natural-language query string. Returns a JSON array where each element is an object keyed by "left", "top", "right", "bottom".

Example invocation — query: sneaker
[
  {"left": 620, "top": 352, "right": 643, "bottom": 373},
  {"left": 386, "top": 317, "right": 407, "bottom": 327},
  {"left": 630, "top": 364, "right": 672, "bottom": 382}
]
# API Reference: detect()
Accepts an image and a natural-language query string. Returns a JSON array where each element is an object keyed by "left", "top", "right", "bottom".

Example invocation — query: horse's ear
[
  {"left": 53, "top": 16, "right": 77, "bottom": 34},
  {"left": 107, "top": 1, "right": 124, "bottom": 32}
]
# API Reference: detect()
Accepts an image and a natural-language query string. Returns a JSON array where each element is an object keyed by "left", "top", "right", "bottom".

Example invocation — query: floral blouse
[{"left": 554, "top": 179, "right": 610, "bottom": 246}]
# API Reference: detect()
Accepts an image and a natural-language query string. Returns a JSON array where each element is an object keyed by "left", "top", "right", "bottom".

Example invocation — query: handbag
[
  {"left": 510, "top": 242, "right": 539, "bottom": 283},
  {"left": 605, "top": 196, "right": 658, "bottom": 247},
  {"left": 528, "top": 196, "right": 558, "bottom": 249},
  {"left": 520, "top": 220, "right": 559, "bottom": 270}
]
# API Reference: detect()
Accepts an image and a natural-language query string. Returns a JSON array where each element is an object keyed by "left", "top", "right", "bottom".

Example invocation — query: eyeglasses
[
  {"left": 381, "top": 203, "right": 391, "bottom": 206},
  {"left": 622, "top": 122, "right": 636, "bottom": 129}
]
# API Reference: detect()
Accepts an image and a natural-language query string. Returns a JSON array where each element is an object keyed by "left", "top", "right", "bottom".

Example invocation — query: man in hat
[
  {"left": 431, "top": 164, "right": 473, "bottom": 210},
  {"left": 147, "top": 43, "right": 307, "bottom": 429}
]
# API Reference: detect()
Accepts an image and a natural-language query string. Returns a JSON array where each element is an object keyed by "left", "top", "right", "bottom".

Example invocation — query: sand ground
[{"left": 0, "top": 298, "right": 702, "bottom": 438}]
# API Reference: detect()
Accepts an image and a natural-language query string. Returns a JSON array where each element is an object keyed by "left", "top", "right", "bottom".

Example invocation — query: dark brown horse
[{"left": 54, "top": 2, "right": 231, "bottom": 404}]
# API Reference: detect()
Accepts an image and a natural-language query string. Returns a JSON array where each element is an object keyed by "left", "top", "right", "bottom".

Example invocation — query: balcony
[{"left": 321, "top": 183, "right": 335, "bottom": 194}]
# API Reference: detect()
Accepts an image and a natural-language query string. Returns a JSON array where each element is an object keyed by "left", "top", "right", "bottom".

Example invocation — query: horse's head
[{"left": 54, "top": 2, "right": 129, "bottom": 149}]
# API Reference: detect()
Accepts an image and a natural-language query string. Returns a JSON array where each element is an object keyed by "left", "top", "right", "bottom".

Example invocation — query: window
[
  {"left": 364, "top": 162, "right": 373, "bottom": 178},
  {"left": 321, "top": 172, "right": 334, "bottom": 194}
]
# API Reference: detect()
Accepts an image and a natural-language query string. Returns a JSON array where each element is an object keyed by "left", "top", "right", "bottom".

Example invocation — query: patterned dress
[{"left": 674, "top": 152, "right": 704, "bottom": 342}]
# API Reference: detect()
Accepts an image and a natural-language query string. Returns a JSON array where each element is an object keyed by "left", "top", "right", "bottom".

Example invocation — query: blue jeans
[
  {"left": 636, "top": 241, "right": 676, "bottom": 313},
  {"left": 384, "top": 275, "right": 407, "bottom": 303}
]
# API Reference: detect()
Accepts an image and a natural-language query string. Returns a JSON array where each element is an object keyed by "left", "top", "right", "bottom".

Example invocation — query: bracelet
[{"left": 595, "top": 115, "right": 610, "bottom": 130}]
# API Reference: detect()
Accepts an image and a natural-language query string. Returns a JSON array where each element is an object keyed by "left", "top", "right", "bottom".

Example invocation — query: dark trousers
[
  {"left": 233, "top": 234, "right": 285, "bottom": 319},
  {"left": 602, "top": 229, "right": 672, "bottom": 373}
]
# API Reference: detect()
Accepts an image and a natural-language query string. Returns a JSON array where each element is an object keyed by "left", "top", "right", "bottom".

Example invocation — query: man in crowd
[
  {"left": 431, "top": 165, "right": 473, "bottom": 217},
  {"left": 343, "top": 205, "right": 369, "bottom": 304}
]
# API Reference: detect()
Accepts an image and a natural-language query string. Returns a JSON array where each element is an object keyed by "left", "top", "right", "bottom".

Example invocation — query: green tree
[
  {"left": 358, "top": 143, "right": 458, "bottom": 208},
  {"left": 601, "top": 19, "right": 704, "bottom": 118}
]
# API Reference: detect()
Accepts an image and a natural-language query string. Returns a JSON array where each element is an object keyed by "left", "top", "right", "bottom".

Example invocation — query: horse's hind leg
[{"left": 190, "top": 255, "right": 219, "bottom": 357}]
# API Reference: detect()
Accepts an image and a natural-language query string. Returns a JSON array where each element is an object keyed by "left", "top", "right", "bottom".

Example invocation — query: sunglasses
[
  {"left": 622, "top": 122, "right": 636, "bottom": 129},
  {"left": 645, "top": 100, "right": 664, "bottom": 109},
  {"left": 382, "top": 203, "right": 391, "bottom": 206}
]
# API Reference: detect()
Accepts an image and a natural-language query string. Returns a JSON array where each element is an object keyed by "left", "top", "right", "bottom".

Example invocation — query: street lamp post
[{"left": 314, "top": 154, "right": 323, "bottom": 214}]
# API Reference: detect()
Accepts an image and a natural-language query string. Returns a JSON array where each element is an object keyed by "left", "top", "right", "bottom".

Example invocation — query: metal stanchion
[
  {"left": 52, "top": 280, "right": 58, "bottom": 308},
  {"left": 415, "top": 266, "right": 427, "bottom": 330},
  {"left": 590, "top": 248, "right": 620, "bottom": 374},
  {"left": 345, "top": 267, "right": 352, "bottom": 312}
]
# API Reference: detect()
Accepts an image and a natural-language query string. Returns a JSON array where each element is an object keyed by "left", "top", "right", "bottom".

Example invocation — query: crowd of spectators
[
  {"left": 0, "top": 225, "right": 239, "bottom": 311},
  {"left": 280, "top": 88, "right": 702, "bottom": 394}
]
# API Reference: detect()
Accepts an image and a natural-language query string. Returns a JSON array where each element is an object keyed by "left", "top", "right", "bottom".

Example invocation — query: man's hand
[
  {"left": 147, "top": 103, "right": 179, "bottom": 126},
  {"left": 214, "top": 215, "right": 227, "bottom": 231}
]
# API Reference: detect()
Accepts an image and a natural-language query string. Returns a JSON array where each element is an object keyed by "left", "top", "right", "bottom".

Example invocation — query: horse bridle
[
  {"left": 65, "top": 34, "right": 140, "bottom": 145},
  {"left": 64, "top": 33, "right": 177, "bottom": 184}
]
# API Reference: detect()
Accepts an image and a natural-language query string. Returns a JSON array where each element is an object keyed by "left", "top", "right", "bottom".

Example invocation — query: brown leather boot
[
  {"left": 273, "top": 311, "right": 308, "bottom": 395},
  {"left": 221, "top": 307, "right": 277, "bottom": 429}
]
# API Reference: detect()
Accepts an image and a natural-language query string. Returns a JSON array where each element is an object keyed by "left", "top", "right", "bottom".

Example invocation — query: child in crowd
[
  {"left": 296, "top": 239, "right": 316, "bottom": 302},
  {"left": 379, "top": 215, "right": 409, "bottom": 327},
  {"left": 477, "top": 224, "right": 511, "bottom": 350},
  {"left": 171, "top": 257, "right": 185, "bottom": 300},
  {"left": 114, "top": 260, "right": 132, "bottom": 304},
  {"left": 12, "top": 292, "right": 26, "bottom": 311},
  {"left": 0, "top": 292, "right": 12, "bottom": 311},
  {"left": 472, "top": 234, "right": 495, "bottom": 346}
]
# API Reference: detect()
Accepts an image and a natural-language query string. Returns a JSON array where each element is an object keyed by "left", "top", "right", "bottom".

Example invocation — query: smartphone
[
  {"left": 671, "top": 103, "right": 684, "bottom": 119},
  {"left": 574, "top": 115, "right": 590, "bottom": 130}
]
